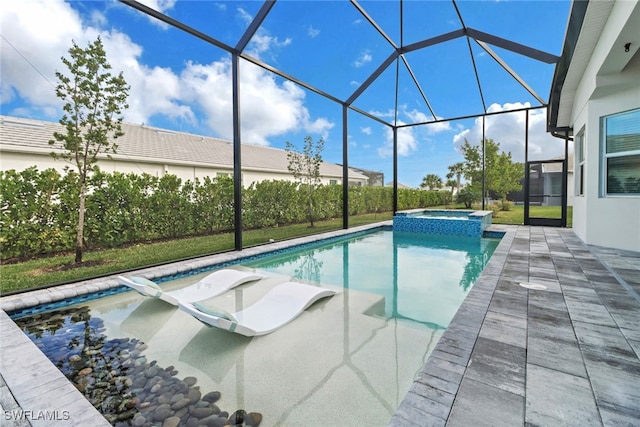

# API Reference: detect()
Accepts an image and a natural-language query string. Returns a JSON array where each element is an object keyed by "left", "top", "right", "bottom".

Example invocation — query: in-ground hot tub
[{"left": 393, "top": 209, "right": 493, "bottom": 237}]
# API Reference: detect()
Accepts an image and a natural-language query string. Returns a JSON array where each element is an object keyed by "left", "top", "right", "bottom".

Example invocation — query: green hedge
[{"left": 0, "top": 167, "right": 449, "bottom": 260}]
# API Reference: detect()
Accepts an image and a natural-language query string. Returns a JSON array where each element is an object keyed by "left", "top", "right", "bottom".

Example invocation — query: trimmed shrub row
[{"left": 0, "top": 167, "right": 451, "bottom": 260}]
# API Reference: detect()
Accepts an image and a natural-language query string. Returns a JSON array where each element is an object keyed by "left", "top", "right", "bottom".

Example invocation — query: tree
[
  {"left": 420, "top": 174, "right": 443, "bottom": 190},
  {"left": 456, "top": 186, "right": 481, "bottom": 208},
  {"left": 446, "top": 162, "right": 465, "bottom": 194},
  {"left": 49, "top": 37, "right": 129, "bottom": 263},
  {"left": 492, "top": 153, "right": 524, "bottom": 201},
  {"left": 446, "top": 179, "right": 458, "bottom": 194},
  {"left": 458, "top": 138, "right": 522, "bottom": 203},
  {"left": 285, "top": 136, "right": 324, "bottom": 227}
]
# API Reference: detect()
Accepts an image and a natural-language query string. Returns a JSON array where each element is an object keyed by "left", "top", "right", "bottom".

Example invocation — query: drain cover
[{"left": 519, "top": 282, "right": 548, "bottom": 290}]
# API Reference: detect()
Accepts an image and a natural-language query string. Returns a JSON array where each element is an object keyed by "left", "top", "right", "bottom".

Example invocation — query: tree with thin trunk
[
  {"left": 458, "top": 138, "right": 522, "bottom": 203},
  {"left": 446, "top": 162, "right": 465, "bottom": 194},
  {"left": 49, "top": 37, "right": 129, "bottom": 263},
  {"left": 446, "top": 179, "right": 458, "bottom": 194},
  {"left": 286, "top": 136, "right": 324, "bottom": 227}
]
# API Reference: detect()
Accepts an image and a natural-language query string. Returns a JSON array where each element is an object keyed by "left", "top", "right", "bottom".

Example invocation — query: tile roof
[{"left": 0, "top": 116, "right": 366, "bottom": 180}]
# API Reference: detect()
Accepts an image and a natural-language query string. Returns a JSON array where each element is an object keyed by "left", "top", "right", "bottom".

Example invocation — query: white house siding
[
  {"left": 0, "top": 116, "right": 366, "bottom": 188},
  {"left": 569, "top": 1, "right": 640, "bottom": 252}
]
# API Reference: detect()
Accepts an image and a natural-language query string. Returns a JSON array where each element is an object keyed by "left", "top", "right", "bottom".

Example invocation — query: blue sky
[{"left": 1, "top": 0, "right": 572, "bottom": 187}]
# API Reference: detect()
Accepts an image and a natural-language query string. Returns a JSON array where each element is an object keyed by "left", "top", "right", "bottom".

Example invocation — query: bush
[
  {"left": 456, "top": 187, "right": 481, "bottom": 208},
  {"left": 1, "top": 168, "right": 449, "bottom": 261},
  {"left": 500, "top": 200, "right": 513, "bottom": 211}
]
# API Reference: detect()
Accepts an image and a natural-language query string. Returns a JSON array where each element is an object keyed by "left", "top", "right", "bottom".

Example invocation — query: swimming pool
[{"left": 10, "top": 228, "right": 500, "bottom": 426}]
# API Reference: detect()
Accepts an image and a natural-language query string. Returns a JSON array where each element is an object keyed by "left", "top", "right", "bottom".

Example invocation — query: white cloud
[
  {"left": 135, "top": 0, "right": 177, "bottom": 28},
  {"left": 378, "top": 122, "right": 418, "bottom": 158},
  {"left": 237, "top": 7, "right": 253, "bottom": 24},
  {"left": 138, "top": 0, "right": 177, "bottom": 13},
  {"left": 307, "top": 25, "right": 320, "bottom": 38},
  {"left": 90, "top": 10, "right": 107, "bottom": 27},
  {"left": 181, "top": 59, "right": 333, "bottom": 145},
  {"left": 1, "top": 0, "right": 333, "bottom": 146},
  {"left": 354, "top": 50, "right": 372, "bottom": 68},
  {"left": 0, "top": 0, "right": 82, "bottom": 112},
  {"left": 361, "top": 126, "right": 372, "bottom": 135},
  {"left": 403, "top": 108, "right": 451, "bottom": 134},
  {"left": 248, "top": 33, "right": 292, "bottom": 58},
  {"left": 452, "top": 102, "right": 567, "bottom": 161},
  {"left": 368, "top": 108, "right": 396, "bottom": 119},
  {"left": 366, "top": 106, "right": 452, "bottom": 136}
]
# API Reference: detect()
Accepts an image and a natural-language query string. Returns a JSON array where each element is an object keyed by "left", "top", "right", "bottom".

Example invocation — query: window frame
[
  {"left": 600, "top": 108, "right": 640, "bottom": 197},
  {"left": 576, "top": 128, "right": 585, "bottom": 196}
]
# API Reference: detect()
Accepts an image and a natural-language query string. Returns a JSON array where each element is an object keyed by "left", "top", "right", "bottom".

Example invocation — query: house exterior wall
[
  {"left": 570, "top": 1, "right": 640, "bottom": 252},
  {"left": 567, "top": 171, "right": 574, "bottom": 207},
  {"left": 0, "top": 148, "right": 347, "bottom": 187}
]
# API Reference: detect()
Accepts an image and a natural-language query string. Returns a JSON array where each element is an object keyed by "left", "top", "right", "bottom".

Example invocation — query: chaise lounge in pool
[
  {"left": 117, "top": 268, "right": 266, "bottom": 305},
  {"left": 178, "top": 281, "right": 338, "bottom": 336}
]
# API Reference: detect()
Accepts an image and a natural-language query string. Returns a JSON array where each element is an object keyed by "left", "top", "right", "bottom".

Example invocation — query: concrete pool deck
[{"left": 1, "top": 224, "right": 639, "bottom": 426}]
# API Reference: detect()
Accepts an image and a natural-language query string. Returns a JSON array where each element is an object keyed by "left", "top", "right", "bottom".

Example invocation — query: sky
[{"left": 1, "top": 0, "right": 572, "bottom": 188}]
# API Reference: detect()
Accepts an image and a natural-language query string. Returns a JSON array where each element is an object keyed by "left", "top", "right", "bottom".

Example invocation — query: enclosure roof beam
[
  {"left": 236, "top": 0, "right": 276, "bottom": 53},
  {"left": 475, "top": 39, "right": 546, "bottom": 105},
  {"left": 396, "top": 104, "right": 546, "bottom": 129},
  {"left": 351, "top": 0, "right": 398, "bottom": 49},
  {"left": 119, "top": 1, "right": 235, "bottom": 53},
  {"left": 466, "top": 28, "right": 560, "bottom": 64}
]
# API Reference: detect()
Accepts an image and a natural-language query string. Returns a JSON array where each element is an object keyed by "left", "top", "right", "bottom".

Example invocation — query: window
[
  {"left": 576, "top": 129, "right": 585, "bottom": 196},
  {"left": 602, "top": 109, "right": 640, "bottom": 195},
  {"left": 329, "top": 179, "right": 338, "bottom": 185}
]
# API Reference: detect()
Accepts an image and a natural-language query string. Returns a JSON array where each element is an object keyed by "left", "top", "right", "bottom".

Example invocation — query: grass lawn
[
  {"left": 491, "top": 205, "right": 573, "bottom": 227},
  {"left": 0, "top": 212, "right": 393, "bottom": 295}
]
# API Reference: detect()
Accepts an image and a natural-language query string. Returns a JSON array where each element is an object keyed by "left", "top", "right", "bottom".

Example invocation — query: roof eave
[{"left": 547, "top": 0, "right": 590, "bottom": 134}]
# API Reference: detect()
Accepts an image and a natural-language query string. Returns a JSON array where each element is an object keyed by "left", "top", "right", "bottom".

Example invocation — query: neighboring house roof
[
  {"left": 385, "top": 181, "right": 413, "bottom": 189},
  {"left": 0, "top": 115, "right": 367, "bottom": 181}
]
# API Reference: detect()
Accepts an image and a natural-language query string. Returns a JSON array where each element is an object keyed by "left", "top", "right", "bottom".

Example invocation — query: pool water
[
  {"left": 244, "top": 230, "right": 499, "bottom": 329},
  {"left": 13, "top": 229, "right": 499, "bottom": 427}
]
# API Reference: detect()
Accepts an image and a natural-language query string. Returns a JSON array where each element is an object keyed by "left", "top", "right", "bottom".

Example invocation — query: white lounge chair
[
  {"left": 117, "top": 269, "right": 266, "bottom": 306},
  {"left": 178, "top": 282, "right": 337, "bottom": 337}
]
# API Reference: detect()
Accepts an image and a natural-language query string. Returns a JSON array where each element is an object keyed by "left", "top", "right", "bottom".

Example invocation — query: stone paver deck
[
  {"left": 1, "top": 224, "right": 639, "bottom": 426},
  {"left": 390, "top": 225, "right": 640, "bottom": 427}
]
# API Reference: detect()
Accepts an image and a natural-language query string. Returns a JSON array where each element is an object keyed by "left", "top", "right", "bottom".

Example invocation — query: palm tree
[
  {"left": 446, "top": 162, "right": 465, "bottom": 194},
  {"left": 446, "top": 179, "right": 457, "bottom": 194},
  {"left": 420, "top": 174, "right": 443, "bottom": 190}
]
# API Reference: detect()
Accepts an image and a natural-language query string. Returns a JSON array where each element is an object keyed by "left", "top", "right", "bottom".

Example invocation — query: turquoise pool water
[
  {"left": 243, "top": 229, "right": 499, "bottom": 329},
  {"left": 11, "top": 228, "right": 500, "bottom": 426}
]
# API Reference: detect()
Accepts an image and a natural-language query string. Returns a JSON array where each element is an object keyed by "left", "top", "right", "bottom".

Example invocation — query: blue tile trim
[
  {"left": 9, "top": 287, "right": 125, "bottom": 319},
  {"left": 393, "top": 210, "right": 492, "bottom": 237}
]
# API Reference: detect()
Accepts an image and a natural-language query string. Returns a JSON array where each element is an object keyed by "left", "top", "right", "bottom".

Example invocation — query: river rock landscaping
[{"left": 15, "top": 306, "right": 262, "bottom": 427}]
